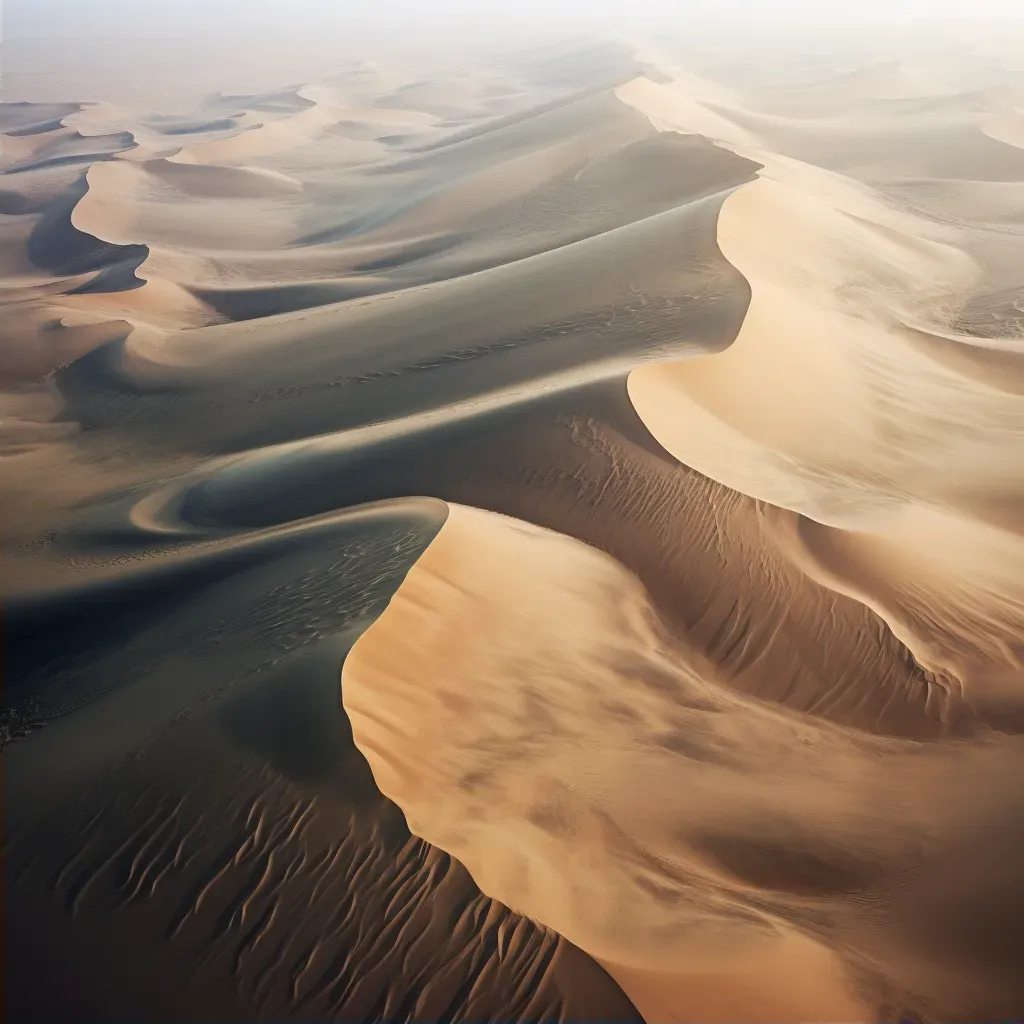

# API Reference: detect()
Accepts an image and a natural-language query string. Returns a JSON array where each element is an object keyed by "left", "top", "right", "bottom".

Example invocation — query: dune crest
[{"left": 619, "top": 70, "right": 1024, "bottom": 714}]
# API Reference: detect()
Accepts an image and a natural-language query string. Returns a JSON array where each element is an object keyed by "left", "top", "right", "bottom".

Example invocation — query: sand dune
[
  {"left": 620, "top": 72, "right": 1024, "bottom": 716},
  {"left": 620, "top": 68, "right": 1024, "bottom": 182},
  {"left": 4, "top": 28, "right": 1024, "bottom": 1024},
  {"left": 344, "top": 503, "right": 1024, "bottom": 1022},
  {"left": 4, "top": 497, "right": 636, "bottom": 1023}
]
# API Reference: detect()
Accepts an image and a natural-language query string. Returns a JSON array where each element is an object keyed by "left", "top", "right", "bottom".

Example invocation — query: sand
[
  {"left": 3, "top": 24, "right": 1024, "bottom": 1024},
  {"left": 344, "top": 502, "right": 1024, "bottom": 1022}
]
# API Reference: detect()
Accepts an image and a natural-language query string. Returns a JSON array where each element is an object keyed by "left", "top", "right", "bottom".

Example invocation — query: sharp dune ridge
[
  {"left": 616, "top": 77, "right": 1024, "bottom": 707},
  {"left": 3, "top": 31, "right": 1024, "bottom": 1024}
]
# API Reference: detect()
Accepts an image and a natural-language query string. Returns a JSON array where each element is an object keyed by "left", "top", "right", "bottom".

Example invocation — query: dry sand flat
[{"left": 3, "top": 31, "right": 1024, "bottom": 1024}]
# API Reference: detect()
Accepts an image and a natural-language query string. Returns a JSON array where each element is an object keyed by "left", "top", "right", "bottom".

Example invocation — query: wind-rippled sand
[{"left": 3, "top": 29, "right": 1024, "bottom": 1023}]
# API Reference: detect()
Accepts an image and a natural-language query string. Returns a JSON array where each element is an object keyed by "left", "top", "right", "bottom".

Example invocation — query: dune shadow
[
  {"left": 216, "top": 629, "right": 381, "bottom": 795},
  {"left": 24, "top": 172, "right": 148, "bottom": 283}
]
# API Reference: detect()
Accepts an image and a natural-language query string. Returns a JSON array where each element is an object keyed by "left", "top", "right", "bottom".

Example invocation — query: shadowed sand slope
[
  {"left": 5, "top": 499, "right": 638, "bottom": 1023},
  {"left": 4, "top": 29, "right": 1024, "bottom": 1024}
]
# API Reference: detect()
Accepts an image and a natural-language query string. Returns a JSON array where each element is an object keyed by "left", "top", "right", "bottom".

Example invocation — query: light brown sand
[
  {"left": 344, "top": 504, "right": 1024, "bottom": 1022},
  {"left": 621, "top": 73, "right": 1024, "bottom": 716}
]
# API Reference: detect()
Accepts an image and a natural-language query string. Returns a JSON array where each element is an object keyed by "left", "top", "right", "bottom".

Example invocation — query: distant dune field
[{"left": 3, "top": 26, "right": 1024, "bottom": 1024}]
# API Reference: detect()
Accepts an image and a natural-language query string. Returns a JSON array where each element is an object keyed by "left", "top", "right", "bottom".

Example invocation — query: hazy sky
[{"left": 8, "top": 0, "right": 1024, "bottom": 38}]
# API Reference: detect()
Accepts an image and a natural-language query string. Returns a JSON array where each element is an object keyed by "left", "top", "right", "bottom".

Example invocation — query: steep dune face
[
  {"left": 4, "top": 498, "right": 638, "bottom": 1024},
  {"left": 343, "top": 504, "right": 1024, "bottom": 1023},
  {"left": 985, "top": 105, "right": 1024, "bottom": 151},
  {"left": 620, "top": 74, "right": 1024, "bottom": 721}
]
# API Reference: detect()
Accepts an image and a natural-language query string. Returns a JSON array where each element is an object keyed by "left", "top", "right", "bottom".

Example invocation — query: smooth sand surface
[
  {"left": 4, "top": 28, "right": 1024, "bottom": 1024},
  {"left": 344, "top": 504, "right": 1024, "bottom": 1022}
]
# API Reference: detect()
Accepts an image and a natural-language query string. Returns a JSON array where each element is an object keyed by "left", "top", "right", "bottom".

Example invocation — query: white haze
[
  {"left": 7, "top": 0, "right": 1024, "bottom": 39},
  {"left": 3, "top": 0, "right": 1022, "bottom": 107}
]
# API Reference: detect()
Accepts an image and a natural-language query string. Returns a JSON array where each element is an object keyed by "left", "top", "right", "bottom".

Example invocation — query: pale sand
[
  {"left": 342, "top": 504, "right": 870, "bottom": 1023},
  {"left": 620, "top": 73, "right": 1024, "bottom": 715},
  {"left": 343, "top": 504, "right": 1024, "bottom": 1021}
]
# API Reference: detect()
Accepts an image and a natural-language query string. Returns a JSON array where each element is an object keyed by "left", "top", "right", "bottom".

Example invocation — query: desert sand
[{"left": 3, "top": 20, "right": 1024, "bottom": 1024}]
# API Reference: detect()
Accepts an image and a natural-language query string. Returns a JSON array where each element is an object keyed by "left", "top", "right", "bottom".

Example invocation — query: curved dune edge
[
  {"left": 0, "top": 116, "right": 218, "bottom": 375},
  {"left": 617, "top": 73, "right": 1024, "bottom": 708},
  {"left": 342, "top": 503, "right": 867, "bottom": 1024},
  {"left": 983, "top": 107, "right": 1024, "bottom": 152},
  {"left": 342, "top": 503, "right": 1024, "bottom": 1022},
  {"left": 2, "top": 85, "right": 425, "bottom": 377}
]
